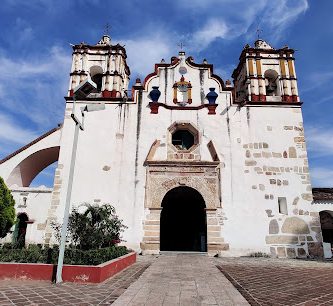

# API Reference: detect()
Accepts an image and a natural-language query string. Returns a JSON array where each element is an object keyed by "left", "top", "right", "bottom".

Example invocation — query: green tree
[
  {"left": 0, "top": 176, "right": 15, "bottom": 238},
  {"left": 52, "top": 203, "right": 127, "bottom": 250}
]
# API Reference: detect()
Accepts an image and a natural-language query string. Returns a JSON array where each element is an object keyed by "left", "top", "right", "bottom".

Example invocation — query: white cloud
[
  {"left": 310, "top": 167, "right": 333, "bottom": 187},
  {"left": 262, "top": 0, "right": 309, "bottom": 41},
  {"left": 190, "top": 19, "right": 229, "bottom": 50},
  {"left": 0, "top": 45, "right": 71, "bottom": 127},
  {"left": 0, "top": 113, "right": 38, "bottom": 145},
  {"left": 119, "top": 34, "right": 173, "bottom": 79},
  {"left": 306, "top": 126, "right": 333, "bottom": 157}
]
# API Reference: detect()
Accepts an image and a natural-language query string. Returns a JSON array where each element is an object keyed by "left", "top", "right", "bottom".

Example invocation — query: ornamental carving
[{"left": 145, "top": 163, "right": 221, "bottom": 210}]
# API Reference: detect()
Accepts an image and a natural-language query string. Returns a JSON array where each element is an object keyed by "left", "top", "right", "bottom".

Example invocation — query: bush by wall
[
  {"left": 0, "top": 244, "right": 128, "bottom": 265},
  {"left": 0, "top": 177, "right": 15, "bottom": 238}
]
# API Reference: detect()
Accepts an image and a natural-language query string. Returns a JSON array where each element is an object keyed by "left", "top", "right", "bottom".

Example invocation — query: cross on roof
[
  {"left": 256, "top": 27, "right": 263, "bottom": 40},
  {"left": 104, "top": 23, "right": 111, "bottom": 36},
  {"left": 178, "top": 41, "right": 186, "bottom": 51}
]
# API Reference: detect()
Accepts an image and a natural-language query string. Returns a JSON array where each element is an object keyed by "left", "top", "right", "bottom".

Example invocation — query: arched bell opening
[{"left": 160, "top": 186, "right": 207, "bottom": 252}]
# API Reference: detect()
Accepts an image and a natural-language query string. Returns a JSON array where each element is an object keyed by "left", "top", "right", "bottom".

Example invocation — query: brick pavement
[
  {"left": 0, "top": 260, "right": 151, "bottom": 306},
  {"left": 113, "top": 254, "right": 249, "bottom": 305},
  {"left": 216, "top": 257, "right": 333, "bottom": 306}
]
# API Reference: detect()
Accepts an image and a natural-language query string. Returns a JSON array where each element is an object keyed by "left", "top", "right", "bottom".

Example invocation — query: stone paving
[
  {"left": 216, "top": 257, "right": 333, "bottom": 306},
  {"left": 113, "top": 254, "right": 248, "bottom": 306},
  {"left": 0, "top": 260, "right": 151, "bottom": 306},
  {"left": 1, "top": 255, "right": 333, "bottom": 305}
]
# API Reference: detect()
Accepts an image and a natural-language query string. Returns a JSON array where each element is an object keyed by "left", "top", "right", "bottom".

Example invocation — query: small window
[
  {"left": 172, "top": 130, "right": 194, "bottom": 150},
  {"left": 278, "top": 197, "right": 288, "bottom": 215}
]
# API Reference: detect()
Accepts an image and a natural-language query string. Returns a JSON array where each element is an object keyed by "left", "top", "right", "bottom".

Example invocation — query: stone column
[{"left": 141, "top": 208, "right": 161, "bottom": 255}]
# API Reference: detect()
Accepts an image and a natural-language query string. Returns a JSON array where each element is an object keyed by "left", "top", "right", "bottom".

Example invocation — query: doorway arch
[
  {"left": 320, "top": 210, "right": 333, "bottom": 245},
  {"left": 160, "top": 186, "right": 207, "bottom": 252},
  {"left": 14, "top": 213, "right": 29, "bottom": 248}
]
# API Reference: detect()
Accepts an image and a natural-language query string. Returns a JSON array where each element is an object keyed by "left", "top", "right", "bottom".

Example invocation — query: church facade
[{"left": 0, "top": 34, "right": 329, "bottom": 257}]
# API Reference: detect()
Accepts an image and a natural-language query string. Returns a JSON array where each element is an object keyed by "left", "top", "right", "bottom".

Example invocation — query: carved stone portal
[{"left": 140, "top": 161, "right": 229, "bottom": 255}]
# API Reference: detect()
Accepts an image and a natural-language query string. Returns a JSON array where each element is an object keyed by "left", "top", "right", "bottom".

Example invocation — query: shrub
[
  {"left": 0, "top": 177, "right": 15, "bottom": 238},
  {"left": 52, "top": 203, "right": 127, "bottom": 250},
  {"left": 0, "top": 244, "right": 128, "bottom": 265}
]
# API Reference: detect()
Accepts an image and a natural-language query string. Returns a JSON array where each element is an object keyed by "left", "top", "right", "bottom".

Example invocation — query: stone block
[
  {"left": 265, "top": 210, "right": 273, "bottom": 217},
  {"left": 294, "top": 136, "right": 305, "bottom": 143},
  {"left": 283, "top": 180, "right": 289, "bottom": 185},
  {"left": 306, "top": 236, "right": 314, "bottom": 242},
  {"left": 308, "top": 242, "right": 324, "bottom": 258},
  {"left": 259, "top": 184, "right": 265, "bottom": 191},
  {"left": 311, "top": 227, "right": 321, "bottom": 233},
  {"left": 207, "top": 243, "right": 229, "bottom": 251},
  {"left": 143, "top": 236, "right": 159, "bottom": 242},
  {"left": 245, "top": 160, "right": 257, "bottom": 166},
  {"left": 253, "top": 153, "right": 261, "bottom": 158},
  {"left": 207, "top": 218, "right": 218, "bottom": 225},
  {"left": 252, "top": 185, "right": 257, "bottom": 189},
  {"left": 145, "top": 220, "right": 160, "bottom": 225},
  {"left": 288, "top": 147, "right": 297, "bottom": 158},
  {"left": 281, "top": 217, "right": 310, "bottom": 234},
  {"left": 270, "top": 179, "right": 276, "bottom": 184},
  {"left": 272, "top": 152, "right": 282, "bottom": 158},
  {"left": 284, "top": 126, "right": 293, "bottom": 130},
  {"left": 262, "top": 152, "right": 272, "bottom": 158},
  {"left": 286, "top": 248, "right": 296, "bottom": 258},
  {"left": 277, "top": 247, "right": 286, "bottom": 257},
  {"left": 140, "top": 242, "right": 159, "bottom": 251},
  {"left": 37, "top": 223, "right": 46, "bottom": 230},
  {"left": 270, "top": 247, "right": 277, "bottom": 257},
  {"left": 207, "top": 231, "right": 222, "bottom": 237},
  {"left": 265, "top": 235, "right": 298, "bottom": 244},
  {"left": 263, "top": 143, "right": 269, "bottom": 148},
  {"left": 302, "top": 193, "right": 313, "bottom": 201},
  {"left": 292, "top": 197, "right": 300, "bottom": 206},
  {"left": 269, "top": 219, "right": 279, "bottom": 234},
  {"left": 245, "top": 150, "right": 251, "bottom": 158},
  {"left": 144, "top": 230, "right": 159, "bottom": 237},
  {"left": 207, "top": 237, "right": 225, "bottom": 244},
  {"left": 144, "top": 225, "right": 159, "bottom": 231},
  {"left": 207, "top": 225, "right": 221, "bottom": 231}
]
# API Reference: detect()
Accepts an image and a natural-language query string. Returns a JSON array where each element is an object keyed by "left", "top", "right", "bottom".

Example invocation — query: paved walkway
[
  {"left": 113, "top": 254, "right": 249, "bottom": 306},
  {"left": 216, "top": 257, "right": 333, "bottom": 306},
  {"left": 0, "top": 261, "right": 151, "bottom": 305}
]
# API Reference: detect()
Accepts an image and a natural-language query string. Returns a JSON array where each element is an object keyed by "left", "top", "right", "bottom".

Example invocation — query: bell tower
[
  {"left": 68, "top": 34, "right": 130, "bottom": 99},
  {"left": 232, "top": 39, "right": 299, "bottom": 104}
]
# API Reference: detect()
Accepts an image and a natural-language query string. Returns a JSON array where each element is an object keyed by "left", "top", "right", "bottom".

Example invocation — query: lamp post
[{"left": 55, "top": 79, "right": 105, "bottom": 283}]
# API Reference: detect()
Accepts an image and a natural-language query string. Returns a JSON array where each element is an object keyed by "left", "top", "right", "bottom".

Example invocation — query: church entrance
[{"left": 160, "top": 186, "right": 207, "bottom": 252}]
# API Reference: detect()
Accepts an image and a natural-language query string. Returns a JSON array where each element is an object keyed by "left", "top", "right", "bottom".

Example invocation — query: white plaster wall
[{"left": 0, "top": 187, "right": 52, "bottom": 245}]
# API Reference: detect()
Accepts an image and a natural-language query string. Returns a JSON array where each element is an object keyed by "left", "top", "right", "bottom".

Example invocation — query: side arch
[
  {"left": 7, "top": 146, "right": 60, "bottom": 187},
  {"left": 0, "top": 126, "right": 61, "bottom": 187}
]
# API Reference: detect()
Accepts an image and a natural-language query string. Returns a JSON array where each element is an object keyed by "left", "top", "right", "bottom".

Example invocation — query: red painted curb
[{"left": 0, "top": 252, "right": 136, "bottom": 283}]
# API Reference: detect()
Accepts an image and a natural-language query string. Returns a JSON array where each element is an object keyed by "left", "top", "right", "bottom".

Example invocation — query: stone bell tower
[
  {"left": 232, "top": 39, "right": 299, "bottom": 103},
  {"left": 68, "top": 34, "right": 130, "bottom": 98}
]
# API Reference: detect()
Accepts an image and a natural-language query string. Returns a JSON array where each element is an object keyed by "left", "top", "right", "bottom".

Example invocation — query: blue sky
[{"left": 0, "top": 0, "right": 332, "bottom": 187}]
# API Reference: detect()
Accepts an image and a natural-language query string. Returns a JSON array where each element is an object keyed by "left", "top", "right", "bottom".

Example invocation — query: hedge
[{"left": 0, "top": 244, "right": 128, "bottom": 265}]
